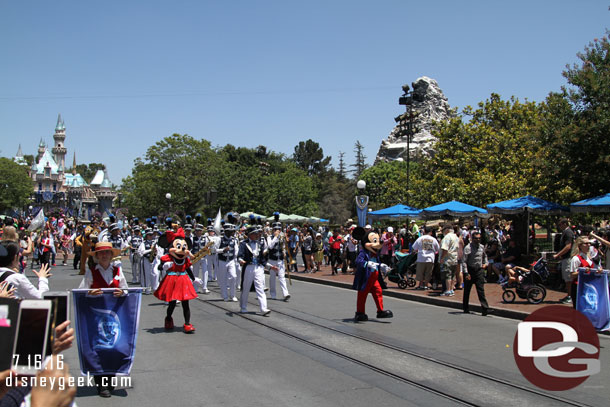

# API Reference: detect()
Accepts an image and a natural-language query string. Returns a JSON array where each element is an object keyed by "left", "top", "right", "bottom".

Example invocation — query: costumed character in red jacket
[
  {"left": 154, "top": 225, "right": 198, "bottom": 333},
  {"left": 352, "top": 227, "right": 393, "bottom": 322}
]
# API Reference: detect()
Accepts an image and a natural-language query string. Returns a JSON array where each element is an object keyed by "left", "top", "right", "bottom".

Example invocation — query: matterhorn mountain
[{"left": 375, "top": 76, "right": 455, "bottom": 163}]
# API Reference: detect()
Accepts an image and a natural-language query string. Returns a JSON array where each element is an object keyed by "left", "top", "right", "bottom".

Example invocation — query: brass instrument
[
  {"left": 281, "top": 232, "right": 294, "bottom": 285},
  {"left": 191, "top": 240, "right": 215, "bottom": 264},
  {"left": 148, "top": 244, "right": 157, "bottom": 262}
]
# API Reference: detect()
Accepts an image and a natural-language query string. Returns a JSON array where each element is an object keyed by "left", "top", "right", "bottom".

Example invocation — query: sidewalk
[{"left": 285, "top": 264, "right": 570, "bottom": 320}]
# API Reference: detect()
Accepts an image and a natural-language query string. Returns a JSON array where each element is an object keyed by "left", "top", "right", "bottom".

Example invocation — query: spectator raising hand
[{"left": 29, "top": 355, "right": 77, "bottom": 407}]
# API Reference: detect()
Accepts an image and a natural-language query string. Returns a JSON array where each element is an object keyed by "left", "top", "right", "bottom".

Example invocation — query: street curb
[{"left": 288, "top": 273, "right": 531, "bottom": 321}]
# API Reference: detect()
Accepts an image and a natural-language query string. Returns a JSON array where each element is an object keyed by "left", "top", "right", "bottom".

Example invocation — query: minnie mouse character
[
  {"left": 154, "top": 226, "right": 198, "bottom": 333},
  {"left": 352, "top": 226, "right": 393, "bottom": 322}
]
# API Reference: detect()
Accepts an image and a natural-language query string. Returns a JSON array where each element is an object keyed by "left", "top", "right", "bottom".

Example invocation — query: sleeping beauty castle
[{"left": 13, "top": 114, "right": 116, "bottom": 219}]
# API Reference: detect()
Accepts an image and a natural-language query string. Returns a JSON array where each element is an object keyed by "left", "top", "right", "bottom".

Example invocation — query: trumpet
[
  {"left": 148, "top": 244, "right": 157, "bottom": 263},
  {"left": 191, "top": 240, "right": 215, "bottom": 264}
]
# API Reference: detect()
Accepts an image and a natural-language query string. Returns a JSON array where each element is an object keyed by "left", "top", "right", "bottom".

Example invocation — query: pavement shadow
[
  {"left": 76, "top": 387, "right": 129, "bottom": 398},
  {"left": 144, "top": 327, "right": 175, "bottom": 334},
  {"left": 448, "top": 311, "right": 469, "bottom": 315}
]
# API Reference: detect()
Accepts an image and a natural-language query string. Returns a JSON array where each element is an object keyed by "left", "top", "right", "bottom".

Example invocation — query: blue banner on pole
[
  {"left": 355, "top": 195, "right": 369, "bottom": 227},
  {"left": 576, "top": 269, "right": 610, "bottom": 331},
  {"left": 72, "top": 289, "right": 142, "bottom": 375}
]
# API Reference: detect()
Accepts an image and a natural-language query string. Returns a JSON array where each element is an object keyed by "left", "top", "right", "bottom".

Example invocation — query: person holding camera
[{"left": 0, "top": 242, "right": 51, "bottom": 299}]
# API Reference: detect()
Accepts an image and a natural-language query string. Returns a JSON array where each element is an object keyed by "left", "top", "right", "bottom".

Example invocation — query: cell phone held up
[
  {"left": 43, "top": 291, "right": 70, "bottom": 356},
  {"left": 11, "top": 299, "right": 52, "bottom": 375}
]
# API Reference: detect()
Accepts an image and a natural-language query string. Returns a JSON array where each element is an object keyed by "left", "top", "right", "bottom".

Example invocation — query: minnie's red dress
[{"left": 154, "top": 255, "right": 198, "bottom": 302}]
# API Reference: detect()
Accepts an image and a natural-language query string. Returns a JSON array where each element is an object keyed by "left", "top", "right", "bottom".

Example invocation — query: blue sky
[{"left": 1, "top": 1, "right": 608, "bottom": 185}]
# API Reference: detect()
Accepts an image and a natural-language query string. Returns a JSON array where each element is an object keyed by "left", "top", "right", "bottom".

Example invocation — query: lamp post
[
  {"left": 165, "top": 192, "right": 172, "bottom": 216},
  {"left": 398, "top": 83, "right": 422, "bottom": 206},
  {"left": 355, "top": 180, "right": 369, "bottom": 227}
]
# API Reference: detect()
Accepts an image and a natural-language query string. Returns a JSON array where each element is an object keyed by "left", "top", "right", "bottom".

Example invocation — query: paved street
[{"left": 32, "top": 259, "right": 610, "bottom": 407}]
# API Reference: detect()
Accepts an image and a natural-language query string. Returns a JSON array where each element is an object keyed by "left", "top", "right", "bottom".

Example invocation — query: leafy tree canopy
[
  {"left": 72, "top": 163, "right": 106, "bottom": 183},
  {"left": 0, "top": 157, "right": 33, "bottom": 213},
  {"left": 409, "top": 94, "right": 546, "bottom": 208},
  {"left": 121, "top": 134, "right": 220, "bottom": 218},
  {"left": 292, "top": 139, "right": 331, "bottom": 177}
]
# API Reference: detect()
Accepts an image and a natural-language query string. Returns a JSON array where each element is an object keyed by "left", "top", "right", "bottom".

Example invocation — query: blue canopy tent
[
  {"left": 570, "top": 193, "right": 610, "bottom": 213},
  {"left": 420, "top": 201, "right": 490, "bottom": 219},
  {"left": 368, "top": 204, "right": 421, "bottom": 220},
  {"left": 487, "top": 195, "right": 568, "bottom": 215},
  {"left": 487, "top": 195, "right": 569, "bottom": 254}
]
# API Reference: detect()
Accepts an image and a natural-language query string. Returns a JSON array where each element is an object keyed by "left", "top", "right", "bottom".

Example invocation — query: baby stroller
[
  {"left": 501, "top": 258, "right": 549, "bottom": 304},
  {"left": 386, "top": 251, "right": 417, "bottom": 289}
]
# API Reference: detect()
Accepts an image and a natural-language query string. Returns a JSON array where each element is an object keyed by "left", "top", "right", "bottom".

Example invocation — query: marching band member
[
  {"left": 138, "top": 228, "right": 159, "bottom": 294},
  {"left": 266, "top": 214, "right": 291, "bottom": 301},
  {"left": 238, "top": 226, "right": 275, "bottom": 315},
  {"left": 127, "top": 226, "right": 143, "bottom": 284},
  {"left": 206, "top": 220, "right": 221, "bottom": 282},
  {"left": 217, "top": 219, "right": 240, "bottom": 301},
  {"left": 191, "top": 224, "right": 210, "bottom": 294},
  {"left": 102, "top": 223, "right": 128, "bottom": 264}
]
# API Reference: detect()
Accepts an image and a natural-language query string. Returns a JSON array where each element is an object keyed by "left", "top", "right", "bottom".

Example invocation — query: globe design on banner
[
  {"left": 582, "top": 283, "right": 599, "bottom": 313},
  {"left": 92, "top": 308, "right": 121, "bottom": 350}
]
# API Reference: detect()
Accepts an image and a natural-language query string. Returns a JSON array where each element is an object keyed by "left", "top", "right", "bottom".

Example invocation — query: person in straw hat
[
  {"left": 79, "top": 241, "right": 128, "bottom": 293},
  {"left": 78, "top": 241, "right": 128, "bottom": 398}
]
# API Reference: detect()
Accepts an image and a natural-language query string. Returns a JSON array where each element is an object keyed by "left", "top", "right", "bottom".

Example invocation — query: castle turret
[
  {"left": 52, "top": 114, "right": 67, "bottom": 171},
  {"left": 37, "top": 138, "right": 46, "bottom": 162}
]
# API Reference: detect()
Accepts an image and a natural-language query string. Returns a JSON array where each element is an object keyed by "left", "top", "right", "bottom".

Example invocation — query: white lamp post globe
[
  {"left": 165, "top": 193, "right": 172, "bottom": 200},
  {"left": 357, "top": 180, "right": 366, "bottom": 190},
  {"left": 396, "top": 157, "right": 404, "bottom": 162}
]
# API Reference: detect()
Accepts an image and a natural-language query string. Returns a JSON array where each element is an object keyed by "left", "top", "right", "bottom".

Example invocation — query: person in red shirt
[
  {"left": 329, "top": 230, "right": 343, "bottom": 275},
  {"left": 39, "top": 229, "right": 53, "bottom": 268}
]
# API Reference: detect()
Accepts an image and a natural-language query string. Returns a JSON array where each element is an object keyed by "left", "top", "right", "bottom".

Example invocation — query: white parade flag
[
  {"left": 28, "top": 208, "right": 45, "bottom": 231},
  {"left": 213, "top": 208, "right": 222, "bottom": 234}
]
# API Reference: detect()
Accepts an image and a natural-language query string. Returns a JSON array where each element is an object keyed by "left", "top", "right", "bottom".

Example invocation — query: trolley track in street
[{"left": 198, "top": 286, "right": 592, "bottom": 407}]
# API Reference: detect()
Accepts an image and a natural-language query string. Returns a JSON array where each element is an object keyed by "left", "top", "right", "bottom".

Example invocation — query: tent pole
[{"left": 526, "top": 210, "right": 530, "bottom": 255}]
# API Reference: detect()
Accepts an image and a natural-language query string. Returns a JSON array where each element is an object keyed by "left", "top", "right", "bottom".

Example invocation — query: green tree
[
  {"left": 215, "top": 145, "right": 317, "bottom": 216},
  {"left": 351, "top": 141, "right": 368, "bottom": 178},
  {"left": 317, "top": 169, "right": 354, "bottom": 224},
  {"left": 541, "top": 33, "right": 610, "bottom": 199},
  {"left": 359, "top": 160, "right": 412, "bottom": 210},
  {"left": 23, "top": 154, "right": 35, "bottom": 167},
  {"left": 410, "top": 94, "right": 546, "bottom": 208},
  {"left": 121, "top": 134, "right": 220, "bottom": 218},
  {"left": 337, "top": 151, "right": 347, "bottom": 178},
  {"left": 72, "top": 163, "right": 106, "bottom": 183},
  {"left": 292, "top": 139, "right": 331, "bottom": 177},
  {"left": 0, "top": 157, "right": 33, "bottom": 212}
]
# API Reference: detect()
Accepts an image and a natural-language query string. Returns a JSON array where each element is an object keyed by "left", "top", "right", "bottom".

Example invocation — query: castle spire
[
  {"left": 72, "top": 152, "right": 77, "bottom": 175},
  {"left": 55, "top": 113, "right": 65, "bottom": 131},
  {"left": 16, "top": 144, "right": 23, "bottom": 157}
]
